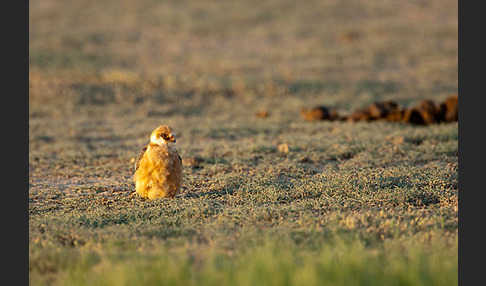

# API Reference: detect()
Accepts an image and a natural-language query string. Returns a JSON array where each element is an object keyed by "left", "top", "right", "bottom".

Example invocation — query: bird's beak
[{"left": 169, "top": 134, "right": 176, "bottom": 143}]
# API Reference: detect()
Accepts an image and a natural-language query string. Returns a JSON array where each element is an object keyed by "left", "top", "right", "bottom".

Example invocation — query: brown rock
[
  {"left": 418, "top": 100, "right": 441, "bottom": 124},
  {"left": 347, "top": 109, "right": 372, "bottom": 122},
  {"left": 348, "top": 101, "right": 400, "bottom": 122},
  {"left": 402, "top": 108, "right": 429, "bottom": 125},
  {"left": 329, "top": 109, "right": 340, "bottom": 121},
  {"left": 385, "top": 109, "right": 406, "bottom": 122},
  {"left": 402, "top": 108, "right": 422, "bottom": 125},
  {"left": 367, "top": 101, "right": 400, "bottom": 119},
  {"left": 301, "top": 106, "right": 340, "bottom": 121},
  {"left": 403, "top": 100, "right": 441, "bottom": 125},
  {"left": 256, "top": 110, "right": 270, "bottom": 118},
  {"left": 438, "top": 94, "right": 458, "bottom": 122}
]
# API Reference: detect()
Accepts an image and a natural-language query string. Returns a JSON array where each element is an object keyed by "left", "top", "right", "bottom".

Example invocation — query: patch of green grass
[{"left": 31, "top": 236, "right": 457, "bottom": 286}]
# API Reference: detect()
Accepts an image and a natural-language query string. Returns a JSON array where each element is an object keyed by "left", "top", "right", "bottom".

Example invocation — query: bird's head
[{"left": 150, "top": 125, "right": 177, "bottom": 146}]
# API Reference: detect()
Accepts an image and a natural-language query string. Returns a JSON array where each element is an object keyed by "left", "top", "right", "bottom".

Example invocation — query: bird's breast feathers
[{"left": 144, "top": 144, "right": 181, "bottom": 167}]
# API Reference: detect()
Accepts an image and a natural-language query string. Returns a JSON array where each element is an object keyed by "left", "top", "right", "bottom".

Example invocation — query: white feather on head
[{"left": 150, "top": 125, "right": 176, "bottom": 146}]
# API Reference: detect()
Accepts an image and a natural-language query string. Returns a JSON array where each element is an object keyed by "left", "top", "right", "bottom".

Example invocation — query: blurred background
[{"left": 29, "top": 0, "right": 457, "bottom": 118}]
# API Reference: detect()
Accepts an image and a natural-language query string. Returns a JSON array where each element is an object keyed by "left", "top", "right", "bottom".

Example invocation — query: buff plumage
[{"left": 133, "top": 125, "right": 183, "bottom": 199}]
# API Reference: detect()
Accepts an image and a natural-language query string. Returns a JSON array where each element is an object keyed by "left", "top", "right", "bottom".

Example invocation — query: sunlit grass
[
  {"left": 29, "top": 0, "right": 457, "bottom": 285},
  {"left": 30, "top": 236, "right": 457, "bottom": 286}
]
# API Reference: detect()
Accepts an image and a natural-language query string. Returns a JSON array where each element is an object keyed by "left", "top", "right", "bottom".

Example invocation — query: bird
[{"left": 133, "top": 125, "right": 183, "bottom": 199}]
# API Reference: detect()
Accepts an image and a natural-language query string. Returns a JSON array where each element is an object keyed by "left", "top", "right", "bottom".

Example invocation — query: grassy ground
[{"left": 29, "top": 0, "right": 458, "bottom": 285}]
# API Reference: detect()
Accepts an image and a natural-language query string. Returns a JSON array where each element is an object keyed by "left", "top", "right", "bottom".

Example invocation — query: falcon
[{"left": 133, "top": 125, "right": 183, "bottom": 199}]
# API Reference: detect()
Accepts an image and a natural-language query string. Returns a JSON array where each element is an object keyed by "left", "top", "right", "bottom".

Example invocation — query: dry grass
[{"left": 29, "top": 0, "right": 457, "bottom": 285}]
